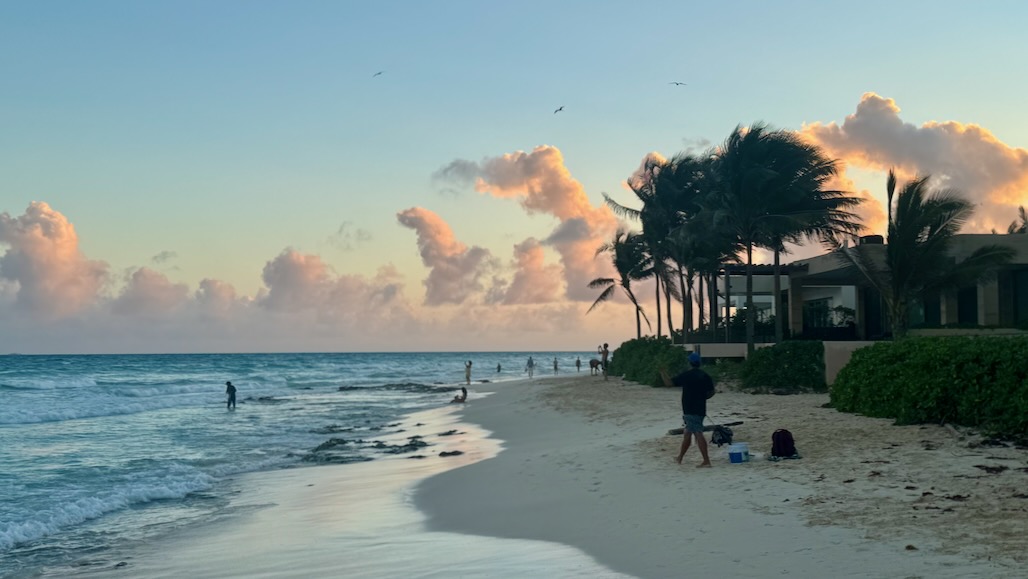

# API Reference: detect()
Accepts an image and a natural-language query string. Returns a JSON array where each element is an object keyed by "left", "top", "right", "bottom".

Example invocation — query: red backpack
[{"left": 771, "top": 429, "right": 797, "bottom": 458}]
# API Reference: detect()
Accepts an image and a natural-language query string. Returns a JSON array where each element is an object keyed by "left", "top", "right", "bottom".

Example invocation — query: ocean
[{"left": 0, "top": 351, "right": 600, "bottom": 577}]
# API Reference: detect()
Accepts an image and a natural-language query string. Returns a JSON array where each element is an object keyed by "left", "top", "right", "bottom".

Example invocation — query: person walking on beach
[
  {"left": 225, "top": 381, "right": 237, "bottom": 410},
  {"left": 553, "top": 357, "right": 558, "bottom": 375},
  {"left": 576, "top": 357, "right": 581, "bottom": 372},
  {"left": 464, "top": 361, "right": 472, "bottom": 385},
  {"left": 664, "top": 353, "right": 714, "bottom": 467},
  {"left": 526, "top": 356, "right": 535, "bottom": 378},
  {"left": 600, "top": 343, "right": 610, "bottom": 381}
]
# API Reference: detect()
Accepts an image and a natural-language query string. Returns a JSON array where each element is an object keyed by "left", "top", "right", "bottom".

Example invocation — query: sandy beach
[
  {"left": 85, "top": 374, "right": 1028, "bottom": 578},
  {"left": 417, "top": 374, "right": 1028, "bottom": 578}
]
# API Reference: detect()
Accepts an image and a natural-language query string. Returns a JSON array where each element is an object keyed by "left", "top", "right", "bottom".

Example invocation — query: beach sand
[
  {"left": 416, "top": 374, "right": 1027, "bottom": 578},
  {"left": 79, "top": 375, "right": 1027, "bottom": 578}
]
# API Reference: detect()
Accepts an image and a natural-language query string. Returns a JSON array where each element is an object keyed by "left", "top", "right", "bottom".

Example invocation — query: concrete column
[
  {"left": 940, "top": 289, "right": 959, "bottom": 325},
  {"left": 978, "top": 279, "right": 1000, "bottom": 326},
  {"left": 788, "top": 275, "right": 804, "bottom": 336}
]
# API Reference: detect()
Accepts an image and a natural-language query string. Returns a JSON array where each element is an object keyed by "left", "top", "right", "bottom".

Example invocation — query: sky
[{"left": 2, "top": 1, "right": 1028, "bottom": 354}]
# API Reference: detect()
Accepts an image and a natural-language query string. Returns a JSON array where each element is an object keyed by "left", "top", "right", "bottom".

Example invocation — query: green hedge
[
  {"left": 608, "top": 336, "right": 692, "bottom": 387},
  {"left": 741, "top": 340, "right": 826, "bottom": 393},
  {"left": 831, "top": 337, "right": 1028, "bottom": 438}
]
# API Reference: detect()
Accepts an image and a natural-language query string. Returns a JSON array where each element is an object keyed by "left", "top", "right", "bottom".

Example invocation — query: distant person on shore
[
  {"left": 225, "top": 381, "right": 237, "bottom": 410},
  {"left": 497, "top": 363, "right": 501, "bottom": 373},
  {"left": 464, "top": 361, "right": 472, "bottom": 385},
  {"left": 576, "top": 357, "right": 581, "bottom": 372},
  {"left": 526, "top": 356, "right": 535, "bottom": 377},
  {"left": 553, "top": 357, "right": 558, "bottom": 374},
  {"left": 601, "top": 343, "right": 610, "bottom": 381},
  {"left": 452, "top": 386, "right": 468, "bottom": 403},
  {"left": 663, "top": 352, "right": 714, "bottom": 467}
]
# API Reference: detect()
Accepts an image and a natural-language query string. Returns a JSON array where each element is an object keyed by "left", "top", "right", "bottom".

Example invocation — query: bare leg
[
  {"left": 676, "top": 434, "right": 692, "bottom": 464},
  {"left": 696, "top": 433, "right": 711, "bottom": 467}
]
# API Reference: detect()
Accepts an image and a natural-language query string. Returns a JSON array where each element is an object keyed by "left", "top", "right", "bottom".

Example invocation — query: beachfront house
[{"left": 693, "top": 233, "right": 1028, "bottom": 357}]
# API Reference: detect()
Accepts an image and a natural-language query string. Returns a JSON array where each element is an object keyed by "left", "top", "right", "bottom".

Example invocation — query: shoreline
[
  {"left": 62, "top": 389, "right": 625, "bottom": 578},
  {"left": 415, "top": 374, "right": 1026, "bottom": 578}
]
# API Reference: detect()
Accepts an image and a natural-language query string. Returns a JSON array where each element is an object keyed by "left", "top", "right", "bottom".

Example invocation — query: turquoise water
[{"left": 0, "top": 351, "right": 592, "bottom": 576}]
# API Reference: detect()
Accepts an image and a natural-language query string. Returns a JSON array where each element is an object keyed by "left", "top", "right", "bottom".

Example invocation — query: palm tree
[
  {"left": 588, "top": 229, "right": 651, "bottom": 338},
  {"left": 1007, "top": 205, "right": 1027, "bottom": 234},
  {"left": 710, "top": 124, "right": 858, "bottom": 355},
  {"left": 604, "top": 157, "right": 683, "bottom": 339},
  {"left": 834, "top": 170, "right": 1015, "bottom": 339}
]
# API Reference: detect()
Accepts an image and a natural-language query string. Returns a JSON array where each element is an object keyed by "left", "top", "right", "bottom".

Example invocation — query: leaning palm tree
[
  {"left": 604, "top": 157, "right": 683, "bottom": 339},
  {"left": 834, "top": 170, "right": 1015, "bottom": 339},
  {"left": 588, "top": 230, "right": 652, "bottom": 338},
  {"left": 710, "top": 123, "right": 858, "bottom": 354}
]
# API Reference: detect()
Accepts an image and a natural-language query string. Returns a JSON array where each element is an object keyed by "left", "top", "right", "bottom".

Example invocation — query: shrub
[
  {"left": 608, "top": 337, "right": 692, "bottom": 387},
  {"left": 740, "top": 340, "right": 826, "bottom": 393},
  {"left": 831, "top": 337, "right": 1028, "bottom": 439}
]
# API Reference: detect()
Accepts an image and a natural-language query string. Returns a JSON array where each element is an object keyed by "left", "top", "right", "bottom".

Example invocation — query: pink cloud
[
  {"left": 502, "top": 238, "right": 564, "bottom": 304},
  {"left": 434, "top": 146, "right": 618, "bottom": 301},
  {"left": 801, "top": 93, "right": 1028, "bottom": 232},
  {"left": 396, "top": 207, "right": 496, "bottom": 306},
  {"left": 111, "top": 267, "right": 189, "bottom": 316},
  {"left": 0, "top": 202, "right": 109, "bottom": 318}
]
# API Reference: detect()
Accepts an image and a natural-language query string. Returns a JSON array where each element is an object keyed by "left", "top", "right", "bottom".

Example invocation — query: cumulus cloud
[
  {"left": 0, "top": 201, "right": 109, "bottom": 318},
  {"left": 434, "top": 146, "right": 618, "bottom": 301},
  {"left": 502, "top": 238, "right": 564, "bottom": 305},
  {"left": 801, "top": 93, "right": 1028, "bottom": 232},
  {"left": 396, "top": 207, "right": 496, "bottom": 306},
  {"left": 111, "top": 267, "right": 189, "bottom": 316}
]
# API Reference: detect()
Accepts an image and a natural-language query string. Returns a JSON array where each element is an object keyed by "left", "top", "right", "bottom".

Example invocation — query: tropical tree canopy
[{"left": 834, "top": 170, "right": 1015, "bottom": 338}]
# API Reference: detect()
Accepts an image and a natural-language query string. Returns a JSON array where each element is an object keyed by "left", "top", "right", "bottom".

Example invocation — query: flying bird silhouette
[
  {"left": 372, "top": 71, "right": 384, "bottom": 78},
  {"left": 669, "top": 81, "right": 687, "bottom": 86},
  {"left": 553, "top": 105, "right": 564, "bottom": 114}
]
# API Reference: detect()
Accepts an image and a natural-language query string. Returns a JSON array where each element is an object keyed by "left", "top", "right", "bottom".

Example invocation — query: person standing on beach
[
  {"left": 665, "top": 353, "right": 714, "bottom": 467},
  {"left": 225, "top": 381, "right": 237, "bottom": 410},
  {"left": 526, "top": 356, "right": 535, "bottom": 377},
  {"left": 497, "top": 363, "right": 501, "bottom": 373},
  {"left": 601, "top": 343, "right": 610, "bottom": 381},
  {"left": 553, "top": 357, "right": 558, "bottom": 374},
  {"left": 464, "top": 361, "right": 472, "bottom": 385},
  {"left": 575, "top": 357, "right": 581, "bottom": 372}
]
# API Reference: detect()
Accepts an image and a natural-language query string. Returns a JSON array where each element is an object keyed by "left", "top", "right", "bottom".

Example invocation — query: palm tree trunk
[
  {"left": 654, "top": 275, "right": 662, "bottom": 339},
  {"left": 773, "top": 247, "right": 783, "bottom": 343},
  {"left": 680, "top": 266, "right": 690, "bottom": 343},
  {"left": 664, "top": 277, "right": 674, "bottom": 343},
  {"left": 746, "top": 241, "right": 755, "bottom": 357},
  {"left": 634, "top": 306, "right": 642, "bottom": 339}
]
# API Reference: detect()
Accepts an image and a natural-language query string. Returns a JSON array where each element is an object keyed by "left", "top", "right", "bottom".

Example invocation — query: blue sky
[{"left": 2, "top": 1, "right": 1027, "bottom": 353}]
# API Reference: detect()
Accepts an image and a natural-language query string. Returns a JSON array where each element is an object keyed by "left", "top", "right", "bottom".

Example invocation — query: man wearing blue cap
[{"left": 667, "top": 352, "right": 714, "bottom": 467}]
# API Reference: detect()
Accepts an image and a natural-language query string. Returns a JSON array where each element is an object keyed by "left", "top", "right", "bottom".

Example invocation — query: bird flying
[
  {"left": 553, "top": 105, "right": 564, "bottom": 114},
  {"left": 373, "top": 71, "right": 384, "bottom": 78},
  {"left": 669, "top": 81, "right": 686, "bottom": 86}
]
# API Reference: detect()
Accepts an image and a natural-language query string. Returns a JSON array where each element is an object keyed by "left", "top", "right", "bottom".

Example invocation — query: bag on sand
[
  {"left": 710, "top": 424, "right": 733, "bottom": 447},
  {"left": 769, "top": 429, "right": 800, "bottom": 461}
]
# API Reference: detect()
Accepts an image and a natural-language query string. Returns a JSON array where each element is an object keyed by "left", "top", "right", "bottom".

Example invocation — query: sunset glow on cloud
[
  {"left": 0, "top": 202, "right": 108, "bottom": 318},
  {"left": 435, "top": 146, "right": 619, "bottom": 301},
  {"left": 801, "top": 93, "right": 1028, "bottom": 232}
]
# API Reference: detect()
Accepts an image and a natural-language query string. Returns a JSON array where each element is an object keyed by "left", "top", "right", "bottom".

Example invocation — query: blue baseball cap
[{"left": 688, "top": 352, "right": 701, "bottom": 366}]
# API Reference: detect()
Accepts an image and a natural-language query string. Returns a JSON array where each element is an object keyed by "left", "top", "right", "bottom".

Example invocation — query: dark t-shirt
[{"left": 672, "top": 368, "right": 714, "bottom": 416}]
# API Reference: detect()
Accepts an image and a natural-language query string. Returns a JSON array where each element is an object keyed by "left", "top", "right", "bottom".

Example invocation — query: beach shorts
[{"left": 682, "top": 414, "right": 704, "bottom": 434}]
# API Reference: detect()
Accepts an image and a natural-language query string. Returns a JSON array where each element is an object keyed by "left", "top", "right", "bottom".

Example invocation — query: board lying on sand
[{"left": 666, "top": 421, "right": 743, "bottom": 436}]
